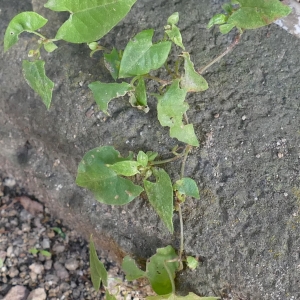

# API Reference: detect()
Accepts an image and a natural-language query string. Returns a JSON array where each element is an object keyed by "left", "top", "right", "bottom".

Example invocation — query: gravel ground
[{"left": 0, "top": 173, "right": 151, "bottom": 300}]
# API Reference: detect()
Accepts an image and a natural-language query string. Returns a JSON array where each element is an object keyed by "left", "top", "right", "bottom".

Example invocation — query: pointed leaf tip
[
  {"left": 22, "top": 60, "right": 54, "bottom": 109},
  {"left": 4, "top": 12, "right": 47, "bottom": 52}
]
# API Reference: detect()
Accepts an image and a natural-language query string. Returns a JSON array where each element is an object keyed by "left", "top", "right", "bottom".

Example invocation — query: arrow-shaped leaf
[
  {"left": 119, "top": 29, "right": 171, "bottom": 78},
  {"left": 22, "top": 60, "right": 54, "bottom": 109},
  {"left": 4, "top": 12, "right": 47, "bottom": 52},
  {"left": 89, "top": 236, "right": 108, "bottom": 291},
  {"left": 122, "top": 256, "right": 146, "bottom": 281},
  {"left": 181, "top": 52, "right": 208, "bottom": 92},
  {"left": 89, "top": 81, "right": 132, "bottom": 115},
  {"left": 156, "top": 80, "right": 199, "bottom": 146},
  {"left": 44, "top": 0, "right": 138, "bottom": 43},
  {"left": 76, "top": 146, "right": 143, "bottom": 205},
  {"left": 227, "top": 0, "right": 292, "bottom": 30},
  {"left": 146, "top": 293, "right": 220, "bottom": 300},
  {"left": 144, "top": 168, "right": 174, "bottom": 233},
  {"left": 104, "top": 48, "right": 121, "bottom": 80}
]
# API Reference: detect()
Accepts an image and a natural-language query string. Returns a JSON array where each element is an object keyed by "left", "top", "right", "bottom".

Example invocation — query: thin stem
[
  {"left": 143, "top": 74, "right": 171, "bottom": 86},
  {"left": 180, "top": 145, "right": 191, "bottom": 179},
  {"left": 164, "top": 260, "right": 176, "bottom": 294},
  {"left": 177, "top": 204, "right": 184, "bottom": 266},
  {"left": 198, "top": 34, "right": 241, "bottom": 75},
  {"left": 130, "top": 76, "right": 140, "bottom": 86},
  {"left": 164, "top": 62, "right": 174, "bottom": 77},
  {"left": 27, "top": 30, "right": 46, "bottom": 40},
  {"left": 174, "top": 57, "right": 183, "bottom": 77},
  {"left": 149, "top": 154, "right": 183, "bottom": 166}
]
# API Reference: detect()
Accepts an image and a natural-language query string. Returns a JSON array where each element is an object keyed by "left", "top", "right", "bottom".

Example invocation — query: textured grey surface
[{"left": 1, "top": 0, "right": 300, "bottom": 299}]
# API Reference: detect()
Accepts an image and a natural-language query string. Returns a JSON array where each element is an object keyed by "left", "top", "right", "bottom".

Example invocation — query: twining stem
[{"left": 198, "top": 34, "right": 241, "bottom": 75}]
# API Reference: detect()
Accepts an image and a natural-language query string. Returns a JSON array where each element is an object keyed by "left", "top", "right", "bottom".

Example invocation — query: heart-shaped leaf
[
  {"left": 22, "top": 60, "right": 54, "bottom": 109},
  {"left": 76, "top": 146, "right": 143, "bottom": 205},
  {"left": 146, "top": 246, "right": 179, "bottom": 295},
  {"left": 144, "top": 168, "right": 174, "bottom": 233},
  {"left": 44, "top": 0, "right": 138, "bottom": 43},
  {"left": 4, "top": 12, "right": 47, "bottom": 52},
  {"left": 173, "top": 178, "right": 200, "bottom": 199},
  {"left": 119, "top": 29, "right": 171, "bottom": 78}
]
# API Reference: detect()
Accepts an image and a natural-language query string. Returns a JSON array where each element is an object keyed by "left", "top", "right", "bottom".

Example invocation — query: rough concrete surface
[{"left": 1, "top": 0, "right": 300, "bottom": 299}]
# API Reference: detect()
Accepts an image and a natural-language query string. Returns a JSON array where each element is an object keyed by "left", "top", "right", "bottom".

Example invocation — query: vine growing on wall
[{"left": 4, "top": 0, "right": 291, "bottom": 298}]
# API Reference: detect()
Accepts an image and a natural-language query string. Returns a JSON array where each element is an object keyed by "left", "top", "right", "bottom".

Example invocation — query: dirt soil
[{"left": 1, "top": 0, "right": 300, "bottom": 299}]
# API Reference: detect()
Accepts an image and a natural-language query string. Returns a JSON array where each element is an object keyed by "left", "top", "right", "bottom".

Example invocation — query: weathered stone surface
[
  {"left": 1, "top": 0, "right": 300, "bottom": 299},
  {"left": 3, "top": 286, "right": 29, "bottom": 300}
]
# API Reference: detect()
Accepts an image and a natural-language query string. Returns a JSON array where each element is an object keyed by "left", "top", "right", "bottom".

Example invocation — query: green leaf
[
  {"left": 156, "top": 79, "right": 199, "bottom": 146},
  {"left": 88, "top": 42, "right": 98, "bottom": 51},
  {"left": 104, "top": 48, "right": 121, "bottom": 80},
  {"left": 165, "top": 24, "right": 185, "bottom": 50},
  {"left": 52, "top": 227, "right": 66, "bottom": 239},
  {"left": 146, "top": 246, "right": 179, "bottom": 295},
  {"left": 207, "top": 14, "right": 227, "bottom": 29},
  {"left": 89, "top": 236, "right": 108, "bottom": 290},
  {"left": 157, "top": 80, "right": 188, "bottom": 127},
  {"left": 129, "top": 77, "right": 149, "bottom": 112},
  {"left": 134, "top": 77, "right": 147, "bottom": 106},
  {"left": 76, "top": 146, "right": 144, "bottom": 205},
  {"left": 107, "top": 161, "right": 140, "bottom": 176},
  {"left": 106, "top": 291, "right": 117, "bottom": 300},
  {"left": 122, "top": 256, "right": 146, "bottom": 281},
  {"left": 119, "top": 29, "right": 171, "bottom": 78},
  {"left": 219, "top": 23, "right": 235, "bottom": 34},
  {"left": 170, "top": 124, "right": 199, "bottom": 147},
  {"left": 29, "top": 248, "right": 39, "bottom": 255},
  {"left": 43, "top": 41, "right": 58, "bottom": 53},
  {"left": 4, "top": 12, "right": 47, "bottom": 52},
  {"left": 173, "top": 178, "right": 200, "bottom": 199},
  {"left": 181, "top": 52, "right": 208, "bottom": 92},
  {"left": 146, "top": 151, "right": 158, "bottom": 161},
  {"left": 167, "top": 12, "right": 179, "bottom": 25},
  {"left": 227, "top": 0, "right": 292, "bottom": 30},
  {"left": 146, "top": 293, "right": 220, "bottom": 300},
  {"left": 88, "top": 81, "right": 132, "bottom": 115},
  {"left": 40, "top": 250, "right": 52, "bottom": 257},
  {"left": 22, "top": 60, "right": 54, "bottom": 109},
  {"left": 222, "top": 3, "right": 233, "bottom": 14},
  {"left": 144, "top": 168, "right": 174, "bottom": 233},
  {"left": 44, "top": 0, "right": 138, "bottom": 43},
  {"left": 137, "top": 151, "right": 148, "bottom": 167},
  {"left": 186, "top": 256, "right": 199, "bottom": 270}
]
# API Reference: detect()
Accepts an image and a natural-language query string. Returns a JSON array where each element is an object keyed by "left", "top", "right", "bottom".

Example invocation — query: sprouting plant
[
  {"left": 4, "top": 0, "right": 291, "bottom": 298},
  {"left": 29, "top": 247, "right": 52, "bottom": 257}
]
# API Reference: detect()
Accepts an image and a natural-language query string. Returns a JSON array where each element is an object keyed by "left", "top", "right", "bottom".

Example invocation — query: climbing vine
[{"left": 4, "top": 0, "right": 291, "bottom": 298}]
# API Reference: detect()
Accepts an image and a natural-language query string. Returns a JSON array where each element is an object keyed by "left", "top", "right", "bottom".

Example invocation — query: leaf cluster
[{"left": 76, "top": 146, "right": 200, "bottom": 234}]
